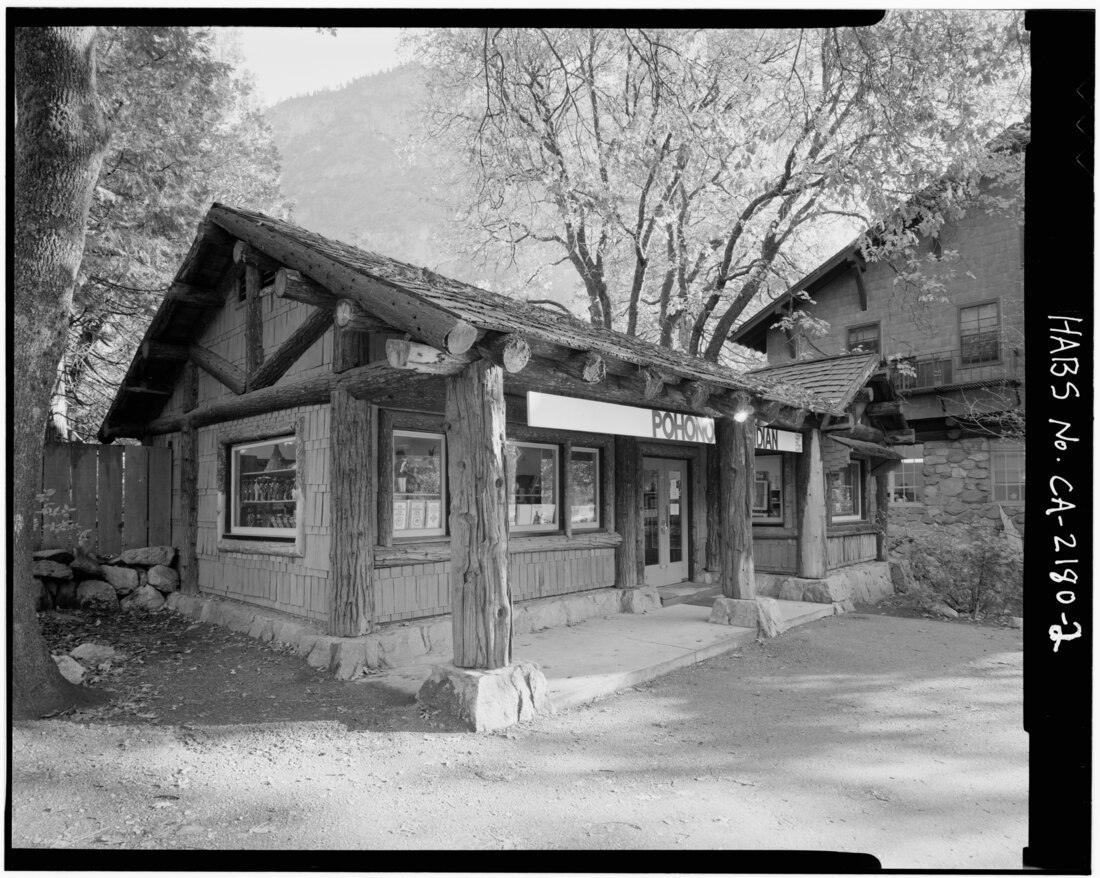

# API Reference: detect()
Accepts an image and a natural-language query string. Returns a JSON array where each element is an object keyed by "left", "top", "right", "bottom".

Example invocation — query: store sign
[
  {"left": 527, "top": 392, "right": 716, "bottom": 444},
  {"left": 755, "top": 425, "right": 802, "bottom": 453}
]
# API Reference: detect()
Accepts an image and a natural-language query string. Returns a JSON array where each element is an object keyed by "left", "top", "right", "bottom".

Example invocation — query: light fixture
[{"left": 732, "top": 392, "right": 755, "bottom": 423}]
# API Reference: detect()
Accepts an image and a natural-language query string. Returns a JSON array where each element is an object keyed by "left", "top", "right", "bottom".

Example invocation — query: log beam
[
  {"left": 563, "top": 350, "right": 606, "bottom": 384},
  {"left": 684, "top": 381, "right": 711, "bottom": 410},
  {"left": 249, "top": 305, "right": 333, "bottom": 390},
  {"left": 865, "top": 399, "right": 903, "bottom": 416},
  {"left": 335, "top": 297, "right": 387, "bottom": 333},
  {"left": 329, "top": 389, "right": 375, "bottom": 636},
  {"left": 446, "top": 359, "right": 511, "bottom": 669},
  {"left": 233, "top": 239, "right": 281, "bottom": 274},
  {"left": 385, "top": 338, "right": 476, "bottom": 375},
  {"left": 639, "top": 366, "right": 666, "bottom": 400},
  {"left": 885, "top": 428, "right": 916, "bottom": 445},
  {"left": 164, "top": 282, "right": 223, "bottom": 308},
  {"left": 717, "top": 416, "right": 755, "bottom": 599},
  {"left": 477, "top": 333, "right": 531, "bottom": 374},
  {"left": 795, "top": 428, "right": 828, "bottom": 579},
  {"left": 189, "top": 344, "right": 247, "bottom": 396},
  {"left": 212, "top": 207, "right": 483, "bottom": 355},
  {"left": 274, "top": 268, "right": 335, "bottom": 309},
  {"left": 831, "top": 423, "right": 887, "bottom": 444},
  {"left": 140, "top": 340, "right": 189, "bottom": 363},
  {"left": 123, "top": 384, "right": 171, "bottom": 396}
]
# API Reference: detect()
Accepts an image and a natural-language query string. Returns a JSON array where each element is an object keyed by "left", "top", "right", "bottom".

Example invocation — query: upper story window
[
  {"left": 828, "top": 461, "right": 865, "bottom": 522},
  {"left": 228, "top": 437, "right": 299, "bottom": 538},
  {"left": 990, "top": 439, "right": 1025, "bottom": 503},
  {"left": 393, "top": 430, "right": 447, "bottom": 537},
  {"left": 752, "top": 454, "right": 784, "bottom": 524},
  {"left": 507, "top": 442, "right": 559, "bottom": 532},
  {"left": 888, "top": 448, "right": 925, "bottom": 504},
  {"left": 959, "top": 301, "right": 1000, "bottom": 365},
  {"left": 847, "top": 322, "right": 880, "bottom": 355}
]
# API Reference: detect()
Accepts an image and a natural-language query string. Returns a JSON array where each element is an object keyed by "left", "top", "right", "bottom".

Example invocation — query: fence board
[
  {"left": 40, "top": 445, "right": 73, "bottom": 549},
  {"left": 123, "top": 446, "right": 150, "bottom": 549},
  {"left": 70, "top": 444, "right": 99, "bottom": 549},
  {"left": 97, "top": 446, "right": 124, "bottom": 555},
  {"left": 146, "top": 447, "right": 172, "bottom": 545}
]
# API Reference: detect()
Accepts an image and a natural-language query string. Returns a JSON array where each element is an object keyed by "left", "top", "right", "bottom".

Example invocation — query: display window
[
  {"left": 828, "top": 461, "right": 865, "bottom": 522},
  {"left": 393, "top": 430, "right": 447, "bottom": 537},
  {"left": 506, "top": 442, "right": 559, "bottom": 532},
  {"left": 228, "top": 437, "right": 299, "bottom": 538},
  {"left": 752, "top": 454, "right": 784, "bottom": 523},
  {"left": 569, "top": 447, "right": 600, "bottom": 529}
]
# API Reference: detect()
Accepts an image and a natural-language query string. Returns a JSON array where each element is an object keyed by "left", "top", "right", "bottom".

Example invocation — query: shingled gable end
[{"left": 98, "top": 205, "right": 909, "bottom": 686}]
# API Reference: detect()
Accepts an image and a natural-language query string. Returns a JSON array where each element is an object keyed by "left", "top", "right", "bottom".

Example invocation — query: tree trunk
[
  {"left": 446, "top": 360, "right": 511, "bottom": 669},
  {"left": 717, "top": 417, "right": 755, "bottom": 598},
  {"left": 13, "top": 26, "right": 109, "bottom": 718}
]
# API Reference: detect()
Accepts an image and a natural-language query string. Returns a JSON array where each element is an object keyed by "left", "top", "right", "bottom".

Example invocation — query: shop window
[
  {"left": 991, "top": 440, "right": 1025, "bottom": 503},
  {"left": 959, "top": 301, "right": 1000, "bottom": 365},
  {"left": 393, "top": 430, "right": 447, "bottom": 537},
  {"left": 847, "top": 322, "right": 880, "bottom": 355},
  {"left": 888, "top": 448, "right": 925, "bottom": 504},
  {"left": 228, "top": 437, "right": 299, "bottom": 538},
  {"left": 828, "top": 461, "right": 865, "bottom": 522},
  {"left": 752, "top": 454, "right": 784, "bottom": 524},
  {"left": 507, "top": 442, "right": 559, "bottom": 532},
  {"left": 569, "top": 447, "right": 600, "bottom": 529}
]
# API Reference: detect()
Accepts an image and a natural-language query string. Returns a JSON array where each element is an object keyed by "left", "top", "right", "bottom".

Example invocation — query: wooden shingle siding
[
  {"left": 753, "top": 535, "right": 798, "bottom": 574},
  {"left": 826, "top": 531, "right": 877, "bottom": 568}
]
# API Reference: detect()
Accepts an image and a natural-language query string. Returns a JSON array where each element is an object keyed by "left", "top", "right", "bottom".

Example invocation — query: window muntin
[
  {"left": 847, "top": 323, "right": 880, "bottom": 355},
  {"left": 229, "top": 437, "right": 298, "bottom": 538},
  {"left": 959, "top": 301, "right": 1000, "bottom": 365},
  {"left": 393, "top": 430, "right": 447, "bottom": 537},
  {"left": 507, "top": 442, "right": 559, "bottom": 532},
  {"left": 752, "top": 454, "right": 784, "bottom": 523},
  {"left": 828, "top": 461, "right": 865, "bottom": 522},
  {"left": 569, "top": 447, "right": 600, "bottom": 529},
  {"left": 888, "top": 448, "right": 925, "bottom": 504},
  {"left": 991, "top": 440, "right": 1025, "bottom": 503}
]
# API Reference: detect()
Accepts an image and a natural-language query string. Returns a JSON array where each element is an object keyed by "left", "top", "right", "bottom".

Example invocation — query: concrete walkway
[{"left": 361, "top": 598, "right": 835, "bottom": 711}]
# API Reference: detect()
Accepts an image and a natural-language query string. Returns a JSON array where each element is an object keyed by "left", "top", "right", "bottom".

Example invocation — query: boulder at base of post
[{"left": 417, "top": 661, "right": 552, "bottom": 732}]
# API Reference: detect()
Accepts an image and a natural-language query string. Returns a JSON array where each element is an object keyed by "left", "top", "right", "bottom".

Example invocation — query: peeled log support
[
  {"left": 796, "top": 428, "right": 828, "bottom": 579},
  {"left": 717, "top": 416, "right": 755, "bottom": 599},
  {"left": 335, "top": 297, "right": 387, "bottom": 333},
  {"left": 477, "top": 333, "right": 531, "bottom": 373},
  {"left": 613, "top": 435, "right": 641, "bottom": 588},
  {"left": 564, "top": 350, "right": 606, "bottom": 384},
  {"left": 274, "top": 268, "right": 335, "bottom": 309},
  {"left": 445, "top": 359, "right": 511, "bottom": 669}
]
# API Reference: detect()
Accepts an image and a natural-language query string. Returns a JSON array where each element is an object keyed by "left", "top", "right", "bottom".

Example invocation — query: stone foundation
[
  {"left": 416, "top": 661, "right": 552, "bottom": 732},
  {"left": 755, "top": 561, "right": 895, "bottom": 606},
  {"left": 709, "top": 596, "right": 788, "bottom": 638}
]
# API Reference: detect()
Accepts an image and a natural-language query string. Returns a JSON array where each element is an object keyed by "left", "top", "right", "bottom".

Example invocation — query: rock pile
[
  {"left": 32, "top": 545, "right": 179, "bottom": 614},
  {"left": 51, "top": 641, "right": 126, "bottom": 685}
]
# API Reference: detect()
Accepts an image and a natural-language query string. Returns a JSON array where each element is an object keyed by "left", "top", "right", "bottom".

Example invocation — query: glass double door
[{"left": 642, "top": 457, "right": 689, "bottom": 587}]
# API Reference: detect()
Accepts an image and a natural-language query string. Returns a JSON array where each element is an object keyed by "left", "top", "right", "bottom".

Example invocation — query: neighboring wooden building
[{"left": 102, "top": 205, "right": 873, "bottom": 665}]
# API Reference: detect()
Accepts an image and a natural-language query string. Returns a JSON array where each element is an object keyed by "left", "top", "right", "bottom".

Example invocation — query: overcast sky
[{"left": 233, "top": 27, "right": 408, "bottom": 106}]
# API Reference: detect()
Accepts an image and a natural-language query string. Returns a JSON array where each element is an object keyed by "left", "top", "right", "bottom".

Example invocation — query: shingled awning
[
  {"left": 827, "top": 434, "right": 903, "bottom": 460},
  {"left": 749, "top": 353, "right": 881, "bottom": 412}
]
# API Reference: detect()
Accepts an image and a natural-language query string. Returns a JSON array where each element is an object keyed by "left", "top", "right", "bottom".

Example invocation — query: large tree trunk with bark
[{"left": 13, "top": 27, "right": 110, "bottom": 718}]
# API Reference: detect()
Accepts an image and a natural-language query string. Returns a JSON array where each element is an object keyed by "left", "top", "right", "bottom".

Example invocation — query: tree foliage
[
  {"left": 57, "top": 26, "right": 287, "bottom": 441},
  {"left": 411, "top": 16, "right": 1029, "bottom": 362}
]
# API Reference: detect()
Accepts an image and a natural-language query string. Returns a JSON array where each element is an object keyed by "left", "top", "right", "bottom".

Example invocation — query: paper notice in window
[
  {"left": 670, "top": 503, "right": 680, "bottom": 516},
  {"left": 393, "top": 500, "right": 408, "bottom": 530},
  {"left": 408, "top": 500, "right": 426, "bottom": 530},
  {"left": 425, "top": 500, "right": 441, "bottom": 530}
]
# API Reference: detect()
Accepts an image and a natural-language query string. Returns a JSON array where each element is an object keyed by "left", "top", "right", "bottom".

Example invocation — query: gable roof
[
  {"left": 748, "top": 352, "right": 881, "bottom": 413},
  {"left": 100, "top": 205, "right": 845, "bottom": 439}
]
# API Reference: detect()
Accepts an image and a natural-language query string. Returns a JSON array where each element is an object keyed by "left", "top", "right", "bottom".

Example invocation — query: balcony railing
[{"left": 888, "top": 342, "right": 1021, "bottom": 392}]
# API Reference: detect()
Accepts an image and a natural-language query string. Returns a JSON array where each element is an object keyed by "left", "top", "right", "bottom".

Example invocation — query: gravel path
[{"left": 12, "top": 610, "right": 1025, "bottom": 867}]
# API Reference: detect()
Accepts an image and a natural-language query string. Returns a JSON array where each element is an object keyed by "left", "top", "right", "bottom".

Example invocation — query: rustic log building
[{"left": 99, "top": 205, "right": 908, "bottom": 679}]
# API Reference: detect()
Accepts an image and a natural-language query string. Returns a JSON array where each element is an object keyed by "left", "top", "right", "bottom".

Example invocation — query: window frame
[
  {"left": 888, "top": 456, "right": 925, "bottom": 505},
  {"left": 507, "top": 440, "right": 561, "bottom": 533},
  {"left": 751, "top": 453, "right": 785, "bottom": 525},
  {"left": 990, "top": 440, "right": 1025, "bottom": 504},
  {"left": 392, "top": 428, "right": 448, "bottom": 539},
  {"left": 828, "top": 460, "right": 866, "bottom": 523},
  {"left": 225, "top": 435, "right": 300, "bottom": 540},
  {"left": 568, "top": 446, "right": 601, "bottom": 531},
  {"left": 846, "top": 321, "right": 881, "bottom": 355},
  {"left": 958, "top": 299, "right": 1001, "bottom": 366}
]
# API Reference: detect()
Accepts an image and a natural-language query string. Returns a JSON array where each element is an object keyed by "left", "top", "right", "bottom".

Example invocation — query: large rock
[
  {"left": 120, "top": 584, "right": 166, "bottom": 613},
  {"left": 146, "top": 564, "right": 180, "bottom": 593},
  {"left": 76, "top": 580, "right": 119, "bottom": 612},
  {"left": 32, "top": 559, "right": 72, "bottom": 581},
  {"left": 803, "top": 579, "right": 852, "bottom": 603},
  {"left": 417, "top": 661, "right": 552, "bottom": 732},
  {"left": 52, "top": 654, "right": 85, "bottom": 685},
  {"left": 70, "top": 552, "right": 105, "bottom": 579},
  {"left": 754, "top": 597, "right": 787, "bottom": 638},
  {"left": 888, "top": 559, "right": 917, "bottom": 594},
  {"left": 70, "top": 642, "right": 124, "bottom": 666},
  {"left": 619, "top": 585, "right": 661, "bottom": 614},
  {"left": 34, "top": 548, "right": 74, "bottom": 565},
  {"left": 117, "top": 545, "right": 176, "bottom": 567},
  {"left": 709, "top": 596, "right": 788, "bottom": 639},
  {"left": 101, "top": 565, "right": 140, "bottom": 596}
]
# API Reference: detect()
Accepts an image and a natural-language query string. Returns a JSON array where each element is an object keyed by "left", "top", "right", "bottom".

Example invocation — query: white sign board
[
  {"left": 754, "top": 425, "right": 802, "bottom": 453},
  {"left": 527, "top": 392, "right": 716, "bottom": 444}
]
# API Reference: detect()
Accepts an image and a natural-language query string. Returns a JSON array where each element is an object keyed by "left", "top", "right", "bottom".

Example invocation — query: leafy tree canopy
[
  {"left": 58, "top": 26, "right": 288, "bottom": 441},
  {"left": 410, "top": 15, "right": 1029, "bottom": 363}
]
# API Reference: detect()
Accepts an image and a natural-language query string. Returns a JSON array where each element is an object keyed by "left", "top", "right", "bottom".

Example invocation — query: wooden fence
[{"left": 38, "top": 443, "right": 173, "bottom": 555}]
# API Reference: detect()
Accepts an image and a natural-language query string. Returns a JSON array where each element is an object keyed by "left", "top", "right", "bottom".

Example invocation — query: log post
[
  {"left": 705, "top": 443, "right": 720, "bottom": 570},
  {"left": 875, "top": 470, "right": 889, "bottom": 562},
  {"left": 182, "top": 361, "right": 199, "bottom": 413},
  {"left": 796, "top": 427, "right": 828, "bottom": 579},
  {"left": 332, "top": 323, "right": 369, "bottom": 374},
  {"left": 329, "top": 389, "right": 375, "bottom": 636},
  {"left": 613, "top": 435, "right": 640, "bottom": 588},
  {"left": 178, "top": 424, "right": 199, "bottom": 595},
  {"left": 717, "top": 416, "right": 755, "bottom": 599},
  {"left": 446, "top": 359, "right": 510, "bottom": 669},
  {"left": 244, "top": 262, "right": 264, "bottom": 383}
]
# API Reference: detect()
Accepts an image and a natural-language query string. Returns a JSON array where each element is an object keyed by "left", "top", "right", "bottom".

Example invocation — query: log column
[
  {"left": 178, "top": 424, "right": 199, "bottom": 595},
  {"left": 717, "top": 416, "right": 755, "bottom": 599},
  {"left": 613, "top": 435, "right": 640, "bottom": 588},
  {"left": 329, "top": 389, "right": 375, "bottom": 636},
  {"left": 445, "top": 359, "right": 510, "bottom": 669},
  {"left": 796, "top": 427, "right": 828, "bottom": 579}
]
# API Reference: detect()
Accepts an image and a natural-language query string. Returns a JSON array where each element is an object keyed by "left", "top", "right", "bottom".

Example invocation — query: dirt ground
[{"left": 11, "top": 603, "right": 1026, "bottom": 867}]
